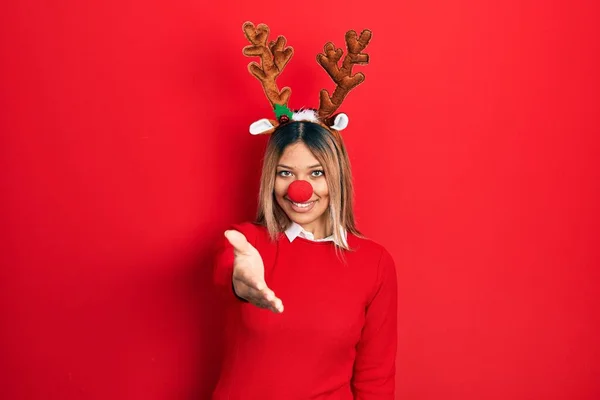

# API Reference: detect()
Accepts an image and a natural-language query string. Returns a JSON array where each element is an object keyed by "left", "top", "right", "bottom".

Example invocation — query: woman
[{"left": 211, "top": 22, "right": 397, "bottom": 399}]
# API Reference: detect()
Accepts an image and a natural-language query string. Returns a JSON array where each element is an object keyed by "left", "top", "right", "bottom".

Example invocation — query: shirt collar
[{"left": 284, "top": 222, "right": 348, "bottom": 247}]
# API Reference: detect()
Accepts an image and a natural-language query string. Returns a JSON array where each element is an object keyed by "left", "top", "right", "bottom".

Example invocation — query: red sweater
[{"left": 212, "top": 222, "right": 397, "bottom": 399}]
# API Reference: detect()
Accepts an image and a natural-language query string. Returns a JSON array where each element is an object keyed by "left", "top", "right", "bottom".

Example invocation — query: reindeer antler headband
[{"left": 242, "top": 21, "right": 372, "bottom": 135}]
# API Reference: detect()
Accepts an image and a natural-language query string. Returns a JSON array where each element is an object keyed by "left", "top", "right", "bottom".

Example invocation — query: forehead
[{"left": 278, "top": 142, "right": 319, "bottom": 166}]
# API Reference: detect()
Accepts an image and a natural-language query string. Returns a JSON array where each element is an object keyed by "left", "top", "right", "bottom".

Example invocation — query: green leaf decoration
[{"left": 274, "top": 104, "right": 293, "bottom": 119}]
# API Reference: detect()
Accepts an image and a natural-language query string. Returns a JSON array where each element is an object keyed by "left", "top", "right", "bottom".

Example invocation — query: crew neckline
[
  {"left": 280, "top": 231, "right": 354, "bottom": 247},
  {"left": 284, "top": 221, "right": 348, "bottom": 246}
]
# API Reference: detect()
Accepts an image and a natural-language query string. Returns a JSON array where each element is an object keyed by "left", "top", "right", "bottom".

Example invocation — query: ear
[
  {"left": 250, "top": 118, "right": 278, "bottom": 135},
  {"left": 329, "top": 113, "right": 349, "bottom": 131}
]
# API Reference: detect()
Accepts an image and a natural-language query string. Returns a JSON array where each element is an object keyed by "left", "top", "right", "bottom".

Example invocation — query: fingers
[
  {"left": 257, "top": 287, "right": 284, "bottom": 313},
  {"left": 224, "top": 230, "right": 253, "bottom": 255},
  {"left": 255, "top": 289, "right": 284, "bottom": 313},
  {"left": 251, "top": 293, "right": 284, "bottom": 313},
  {"left": 233, "top": 280, "right": 284, "bottom": 313}
]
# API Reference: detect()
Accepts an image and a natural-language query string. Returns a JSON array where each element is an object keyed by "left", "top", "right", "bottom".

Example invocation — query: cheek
[
  {"left": 319, "top": 196, "right": 329, "bottom": 209},
  {"left": 274, "top": 178, "right": 288, "bottom": 197},
  {"left": 313, "top": 180, "right": 329, "bottom": 198}
]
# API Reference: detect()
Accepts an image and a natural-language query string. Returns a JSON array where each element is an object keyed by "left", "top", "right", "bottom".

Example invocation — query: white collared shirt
[{"left": 284, "top": 222, "right": 348, "bottom": 247}]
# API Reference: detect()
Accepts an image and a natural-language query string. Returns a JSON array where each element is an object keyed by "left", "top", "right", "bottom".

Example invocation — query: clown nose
[{"left": 287, "top": 180, "right": 313, "bottom": 203}]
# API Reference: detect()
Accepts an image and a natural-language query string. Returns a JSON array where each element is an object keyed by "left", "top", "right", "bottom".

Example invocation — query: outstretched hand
[{"left": 224, "top": 230, "right": 284, "bottom": 313}]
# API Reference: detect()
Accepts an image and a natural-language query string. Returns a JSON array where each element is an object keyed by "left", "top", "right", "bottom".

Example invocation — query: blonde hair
[{"left": 256, "top": 121, "right": 361, "bottom": 251}]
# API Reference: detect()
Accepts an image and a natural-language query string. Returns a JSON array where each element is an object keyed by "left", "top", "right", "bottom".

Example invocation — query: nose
[{"left": 287, "top": 180, "right": 313, "bottom": 203}]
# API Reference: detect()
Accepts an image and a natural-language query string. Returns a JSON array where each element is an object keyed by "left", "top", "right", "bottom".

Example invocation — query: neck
[{"left": 298, "top": 214, "right": 332, "bottom": 240}]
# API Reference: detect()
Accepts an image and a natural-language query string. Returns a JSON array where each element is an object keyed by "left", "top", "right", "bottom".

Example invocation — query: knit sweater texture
[{"left": 212, "top": 221, "right": 397, "bottom": 399}]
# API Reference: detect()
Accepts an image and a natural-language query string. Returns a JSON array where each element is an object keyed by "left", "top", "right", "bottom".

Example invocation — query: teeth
[{"left": 292, "top": 201, "right": 313, "bottom": 208}]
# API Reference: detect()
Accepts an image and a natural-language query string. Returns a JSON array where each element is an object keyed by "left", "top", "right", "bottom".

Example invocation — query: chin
[
  {"left": 289, "top": 208, "right": 328, "bottom": 226},
  {"left": 289, "top": 214, "right": 319, "bottom": 225}
]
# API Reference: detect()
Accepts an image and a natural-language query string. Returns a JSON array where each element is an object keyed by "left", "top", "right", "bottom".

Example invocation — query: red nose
[{"left": 287, "top": 180, "right": 313, "bottom": 203}]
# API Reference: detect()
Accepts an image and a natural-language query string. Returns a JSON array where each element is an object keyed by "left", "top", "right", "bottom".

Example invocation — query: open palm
[{"left": 224, "top": 230, "right": 284, "bottom": 313}]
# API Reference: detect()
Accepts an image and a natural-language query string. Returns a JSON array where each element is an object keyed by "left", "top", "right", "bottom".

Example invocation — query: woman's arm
[{"left": 351, "top": 248, "right": 398, "bottom": 399}]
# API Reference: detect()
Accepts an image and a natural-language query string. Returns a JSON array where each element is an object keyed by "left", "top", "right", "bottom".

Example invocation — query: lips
[
  {"left": 291, "top": 201, "right": 313, "bottom": 208},
  {"left": 287, "top": 198, "right": 316, "bottom": 213}
]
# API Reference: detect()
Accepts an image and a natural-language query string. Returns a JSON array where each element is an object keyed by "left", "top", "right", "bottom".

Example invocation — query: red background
[{"left": 1, "top": 1, "right": 599, "bottom": 399}]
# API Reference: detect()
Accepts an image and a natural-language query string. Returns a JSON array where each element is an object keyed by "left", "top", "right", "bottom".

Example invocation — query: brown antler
[
  {"left": 242, "top": 22, "right": 294, "bottom": 108},
  {"left": 316, "top": 29, "right": 372, "bottom": 119}
]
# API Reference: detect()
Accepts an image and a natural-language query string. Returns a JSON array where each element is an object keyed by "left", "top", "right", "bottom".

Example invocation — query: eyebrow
[{"left": 277, "top": 164, "right": 322, "bottom": 169}]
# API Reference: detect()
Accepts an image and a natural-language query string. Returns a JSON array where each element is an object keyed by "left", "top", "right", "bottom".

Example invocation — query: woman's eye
[{"left": 277, "top": 170, "right": 323, "bottom": 177}]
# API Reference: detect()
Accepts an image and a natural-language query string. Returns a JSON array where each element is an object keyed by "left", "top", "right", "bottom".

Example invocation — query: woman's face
[{"left": 274, "top": 142, "right": 330, "bottom": 232}]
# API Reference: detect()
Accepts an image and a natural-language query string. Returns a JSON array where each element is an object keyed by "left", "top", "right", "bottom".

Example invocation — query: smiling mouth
[
  {"left": 286, "top": 198, "right": 317, "bottom": 209},
  {"left": 291, "top": 201, "right": 314, "bottom": 208}
]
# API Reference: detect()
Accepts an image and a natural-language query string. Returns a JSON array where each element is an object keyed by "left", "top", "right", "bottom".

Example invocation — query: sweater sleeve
[
  {"left": 351, "top": 247, "right": 398, "bottom": 399},
  {"left": 212, "top": 222, "right": 255, "bottom": 300}
]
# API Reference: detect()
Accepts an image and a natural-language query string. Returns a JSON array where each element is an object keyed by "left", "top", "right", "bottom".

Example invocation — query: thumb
[{"left": 224, "top": 230, "right": 253, "bottom": 254}]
